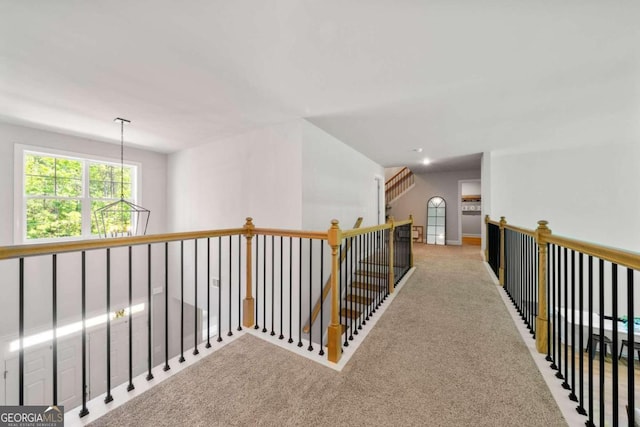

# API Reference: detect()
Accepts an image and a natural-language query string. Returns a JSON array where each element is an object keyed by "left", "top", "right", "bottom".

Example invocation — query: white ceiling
[{"left": 1, "top": 1, "right": 638, "bottom": 170}]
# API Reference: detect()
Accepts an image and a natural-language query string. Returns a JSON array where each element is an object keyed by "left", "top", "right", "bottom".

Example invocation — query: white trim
[
  {"left": 446, "top": 240, "right": 461, "bottom": 246},
  {"left": 14, "top": 144, "right": 142, "bottom": 244}
]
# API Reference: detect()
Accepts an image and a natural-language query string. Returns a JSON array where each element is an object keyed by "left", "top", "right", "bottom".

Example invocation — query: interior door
[{"left": 426, "top": 196, "right": 446, "bottom": 245}]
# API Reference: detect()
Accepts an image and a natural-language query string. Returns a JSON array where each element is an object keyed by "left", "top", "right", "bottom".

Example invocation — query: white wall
[
  {"left": 488, "top": 141, "right": 640, "bottom": 252},
  {"left": 168, "top": 121, "right": 303, "bottom": 231},
  {"left": 390, "top": 169, "right": 481, "bottom": 244},
  {"left": 301, "top": 121, "right": 384, "bottom": 230},
  {"left": 0, "top": 122, "right": 168, "bottom": 245}
]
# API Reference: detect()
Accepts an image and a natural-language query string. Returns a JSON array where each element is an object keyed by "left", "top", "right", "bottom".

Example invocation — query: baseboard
[{"left": 446, "top": 240, "right": 461, "bottom": 246}]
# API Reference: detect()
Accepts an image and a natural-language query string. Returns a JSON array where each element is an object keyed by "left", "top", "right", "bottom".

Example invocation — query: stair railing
[
  {"left": 302, "top": 217, "right": 363, "bottom": 334},
  {"left": 486, "top": 215, "right": 640, "bottom": 426},
  {"left": 0, "top": 215, "right": 415, "bottom": 421},
  {"left": 385, "top": 167, "right": 414, "bottom": 202}
]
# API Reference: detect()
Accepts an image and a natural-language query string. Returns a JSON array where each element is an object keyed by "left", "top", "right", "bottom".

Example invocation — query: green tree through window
[{"left": 23, "top": 152, "right": 135, "bottom": 240}]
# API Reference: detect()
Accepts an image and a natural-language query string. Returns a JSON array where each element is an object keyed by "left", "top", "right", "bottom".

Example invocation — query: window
[{"left": 16, "top": 145, "right": 139, "bottom": 242}]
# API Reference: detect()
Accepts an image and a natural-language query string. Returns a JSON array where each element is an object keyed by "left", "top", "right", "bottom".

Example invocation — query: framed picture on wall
[{"left": 412, "top": 225, "right": 424, "bottom": 243}]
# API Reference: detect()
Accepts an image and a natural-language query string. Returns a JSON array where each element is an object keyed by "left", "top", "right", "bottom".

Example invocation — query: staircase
[{"left": 386, "top": 167, "right": 414, "bottom": 204}]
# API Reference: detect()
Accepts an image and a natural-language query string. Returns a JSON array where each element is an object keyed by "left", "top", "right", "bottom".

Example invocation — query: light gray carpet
[{"left": 90, "top": 244, "right": 566, "bottom": 426}]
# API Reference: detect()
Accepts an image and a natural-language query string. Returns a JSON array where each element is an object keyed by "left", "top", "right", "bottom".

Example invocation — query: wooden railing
[
  {"left": 0, "top": 215, "right": 414, "bottom": 420},
  {"left": 385, "top": 167, "right": 414, "bottom": 202},
  {"left": 302, "top": 217, "right": 363, "bottom": 334},
  {"left": 485, "top": 215, "right": 640, "bottom": 426}
]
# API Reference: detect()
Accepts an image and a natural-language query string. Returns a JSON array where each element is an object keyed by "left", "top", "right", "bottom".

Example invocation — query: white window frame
[{"left": 14, "top": 144, "right": 142, "bottom": 244}]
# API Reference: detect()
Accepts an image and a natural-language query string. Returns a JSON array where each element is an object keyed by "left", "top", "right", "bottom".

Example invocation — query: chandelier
[{"left": 94, "top": 118, "right": 150, "bottom": 238}]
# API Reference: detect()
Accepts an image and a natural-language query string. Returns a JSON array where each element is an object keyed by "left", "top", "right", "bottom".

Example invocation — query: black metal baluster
[
  {"left": 279, "top": 236, "right": 284, "bottom": 340},
  {"left": 288, "top": 237, "right": 293, "bottom": 344},
  {"left": 164, "top": 242, "right": 170, "bottom": 371},
  {"left": 612, "top": 263, "right": 618, "bottom": 427},
  {"left": 319, "top": 241, "right": 325, "bottom": 356},
  {"left": 308, "top": 239, "right": 314, "bottom": 352},
  {"left": 263, "top": 235, "right": 267, "bottom": 334},
  {"left": 562, "top": 247, "right": 569, "bottom": 389},
  {"left": 254, "top": 233, "right": 260, "bottom": 331},
  {"left": 206, "top": 238, "right": 211, "bottom": 349},
  {"left": 342, "top": 242, "right": 348, "bottom": 348},
  {"left": 577, "top": 253, "right": 586, "bottom": 415},
  {"left": 147, "top": 244, "right": 154, "bottom": 380},
  {"left": 128, "top": 246, "right": 135, "bottom": 391},
  {"left": 550, "top": 245, "right": 558, "bottom": 370},
  {"left": 627, "top": 268, "right": 635, "bottom": 427},
  {"left": 18, "top": 258, "right": 24, "bottom": 406},
  {"left": 238, "top": 235, "right": 242, "bottom": 332},
  {"left": 217, "top": 237, "right": 222, "bottom": 343},
  {"left": 587, "top": 256, "right": 594, "bottom": 427},
  {"left": 228, "top": 236, "right": 233, "bottom": 337},
  {"left": 546, "top": 242, "right": 552, "bottom": 364},
  {"left": 271, "top": 236, "right": 275, "bottom": 336},
  {"left": 357, "top": 234, "right": 363, "bottom": 332},
  {"left": 569, "top": 250, "right": 577, "bottom": 401},
  {"left": 105, "top": 249, "right": 113, "bottom": 403},
  {"left": 79, "top": 252, "right": 89, "bottom": 417},
  {"left": 193, "top": 240, "right": 199, "bottom": 356},
  {"left": 179, "top": 241, "right": 185, "bottom": 363},
  {"left": 349, "top": 237, "right": 354, "bottom": 341},
  {"left": 52, "top": 254, "right": 58, "bottom": 404},
  {"left": 598, "top": 259, "right": 605, "bottom": 427},
  {"left": 298, "top": 238, "right": 303, "bottom": 348}
]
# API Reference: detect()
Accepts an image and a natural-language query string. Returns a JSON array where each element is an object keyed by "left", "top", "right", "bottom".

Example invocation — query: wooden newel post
[
  {"left": 499, "top": 216, "right": 506, "bottom": 286},
  {"left": 535, "top": 220, "right": 551, "bottom": 354},
  {"left": 409, "top": 214, "right": 414, "bottom": 268},
  {"left": 242, "top": 217, "right": 255, "bottom": 328},
  {"left": 327, "top": 219, "right": 343, "bottom": 363},
  {"left": 388, "top": 216, "right": 395, "bottom": 294},
  {"left": 484, "top": 215, "right": 490, "bottom": 261}
]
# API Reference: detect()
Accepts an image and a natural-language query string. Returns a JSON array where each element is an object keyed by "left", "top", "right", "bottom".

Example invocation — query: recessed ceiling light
[{"left": 422, "top": 158, "right": 431, "bottom": 165}]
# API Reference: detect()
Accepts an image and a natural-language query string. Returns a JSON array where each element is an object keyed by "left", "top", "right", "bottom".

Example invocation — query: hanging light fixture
[{"left": 94, "top": 118, "right": 150, "bottom": 238}]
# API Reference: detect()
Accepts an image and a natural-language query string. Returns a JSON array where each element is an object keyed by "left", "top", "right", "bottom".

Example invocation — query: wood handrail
[
  {"left": 385, "top": 167, "right": 410, "bottom": 186},
  {"left": 546, "top": 234, "right": 640, "bottom": 271},
  {"left": 253, "top": 228, "right": 328, "bottom": 240},
  {"left": 302, "top": 217, "right": 363, "bottom": 334},
  {"left": 385, "top": 174, "right": 413, "bottom": 192},
  {"left": 0, "top": 228, "right": 246, "bottom": 260}
]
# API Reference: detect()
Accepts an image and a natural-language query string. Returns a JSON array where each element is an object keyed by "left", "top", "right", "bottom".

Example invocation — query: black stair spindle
[
  {"left": 217, "top": 237, "right": 223, "bottom": 343},
  {"left": 342, "top": 243, "right": 348, "bottom": 348},
  {"left": 238, "top": 235, "right": 242, "bottom": 331},
  {"left": 627, "top": 268, "right": 635, "bottom": 427},
  {"left": 263, "top": 235, "right": 267, "bottom": 334},
  {"left": 288, "top": 237, "right": 293, "bottom": 344},
  {"left": 105, "top": 249, "right": 113, "bottom": 403},
  {"left": 147, "top": 244, "right": 154, "bottom": 380},
  {"left": 79, "top": 252, "right": 89, "bottom": 417},
  {"left": 228, "top": 236, "right": 233, "bottom": 337},
  {"left": 568, "top": 250, "right": 577, "bottom": 401},
  {"left": 308, "top": 239, "right": 314, "bottom": 352},
  {"left": 279, "top": 236, "right": 284, "bottom": 340},
  {"left": 254, "top": 233, "right": 260, "bottom": 330},
  {"left": 577, "top": 253, "right": 586, "bottom": 415},
  {"left": 271, "top": 236, "right": 275, "bottom": 336},
  {"left": 546, "top": 243, "right": 552, "bottom": 363},
  {"left": 127, "top": 246, "right": 135, "bottom": 391},
  {"left": 206, "top": 238, "right": 211, "bottom": 349},
  {"left": 587, "top": 256, "right": 594, "bottom": 427},
  {"left": 298, "top": 238, "right": 303, "bottom": 348},
  {"left": 179, "top": 241, "right": 185, "bottom": 362},
  {"left": 19, "top": 258, "right": 24, "bottom": 406},
  {"left": 598, "top": 259, "right": 605, "bottom": 427},
  {"left": 561, "top": 247, "right": 569, "bottom": 388},
  {"left": 164, "top": 242, "right": 171, "bottom": 371},
  {"left": 550, "top": 245, "right": 557, "bottom": 370},
  {"left": 52, "top": 254, "right": 58, "bottom": 405},
  {"left": 611, "top": 263, "right": 619, "bottom": 427},
  {"left": 193, "top": 240, "right": 199, "bottom": 356},
  {"left": 349, "top": 237, "right": 354, "bottom": 341},
  {"left": 319, "top": 241, "right": 325, "bottom": 356}
]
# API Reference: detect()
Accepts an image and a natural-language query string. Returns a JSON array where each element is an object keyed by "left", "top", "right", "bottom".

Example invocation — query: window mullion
[{"left": 82, "top": 160, "right": 92, "bottom": 237}]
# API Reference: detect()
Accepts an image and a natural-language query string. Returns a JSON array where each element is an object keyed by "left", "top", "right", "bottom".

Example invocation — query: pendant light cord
[{"left": 120, "top": 119, "right": 124, "bottom": 200}]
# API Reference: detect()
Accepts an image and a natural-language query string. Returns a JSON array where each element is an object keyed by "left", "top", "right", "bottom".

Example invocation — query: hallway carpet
[{"left": 90, "top": 244, "right": 566, "bottom": 426}]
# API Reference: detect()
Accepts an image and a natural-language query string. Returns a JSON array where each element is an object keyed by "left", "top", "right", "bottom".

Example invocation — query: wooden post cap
[
  {"left": 485, "top": 215, "right": 489, "bottom": 223},
  {"left": 537, "top": 220, "right": 549, "bottom": 229}
]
